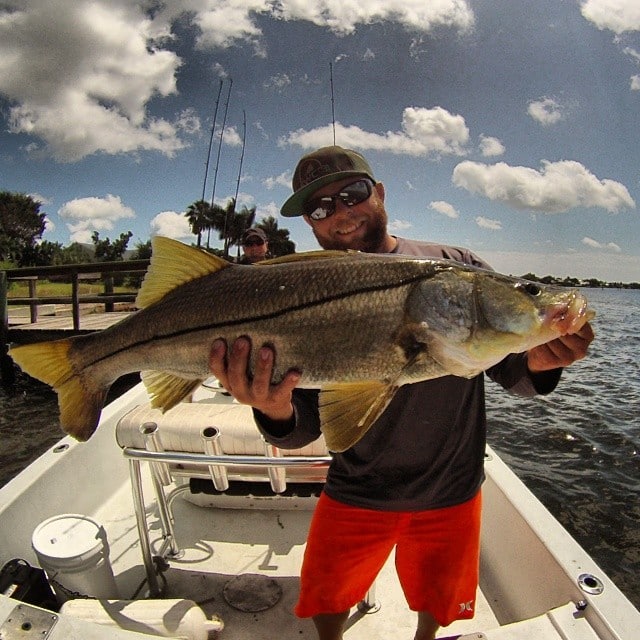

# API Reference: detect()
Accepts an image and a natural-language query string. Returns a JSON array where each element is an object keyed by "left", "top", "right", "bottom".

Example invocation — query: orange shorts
[{"left": 295, "top": 491, "right": 481, "bottom": 626}]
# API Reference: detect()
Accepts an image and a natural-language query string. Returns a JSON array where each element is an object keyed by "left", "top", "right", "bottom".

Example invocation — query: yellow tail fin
[{"left": 9, "top": 340, "right": 107, "bottom": 442}]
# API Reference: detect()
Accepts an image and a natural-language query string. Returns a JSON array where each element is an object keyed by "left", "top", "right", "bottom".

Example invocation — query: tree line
[
  {"left": 3, "top": 190, "right": 637, "bottom": 288},
  {"left": 0, "top": 191, "right": 295, "bottom": 269}
]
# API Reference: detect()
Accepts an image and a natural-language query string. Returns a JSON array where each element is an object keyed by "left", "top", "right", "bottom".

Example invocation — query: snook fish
[{"left": 9, "top": 237, "right": 594, "bottom": 451}]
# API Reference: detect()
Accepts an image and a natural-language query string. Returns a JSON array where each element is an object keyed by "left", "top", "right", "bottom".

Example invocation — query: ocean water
[
  {"left": 485, "top": 287, "right": 640, "bottom": 609},
  {"left": 1, "top": 288, "right": 638, "bottom": 609}
]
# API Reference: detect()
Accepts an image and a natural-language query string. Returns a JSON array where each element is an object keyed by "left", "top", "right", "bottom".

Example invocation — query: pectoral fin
[
  {"left": 141, "top": 370, "right": 204, "bottom": 412},
  {"left": 318, "top": 381, "right": 398, "bottom": 452}
]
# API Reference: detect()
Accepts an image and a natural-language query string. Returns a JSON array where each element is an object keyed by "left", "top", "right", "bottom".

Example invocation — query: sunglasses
[
  {"left": 303, "top": 179, "right": 374, "bottom": 220},
  {"left": 243, "top": 238, "right": 264, "bottom": 247}
]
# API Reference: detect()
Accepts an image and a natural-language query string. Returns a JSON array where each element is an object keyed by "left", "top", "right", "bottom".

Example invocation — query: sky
[{"left": 1, "top": 0, "right": 639, "bottom": 282}]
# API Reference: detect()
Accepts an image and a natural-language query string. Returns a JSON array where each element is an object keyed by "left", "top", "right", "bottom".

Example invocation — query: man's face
[
  {"left": 242, "top": 237, "right": 268, "bottom": 263},
  {"left": 303, "top": 177, "right": 388, "bottom": 253}
]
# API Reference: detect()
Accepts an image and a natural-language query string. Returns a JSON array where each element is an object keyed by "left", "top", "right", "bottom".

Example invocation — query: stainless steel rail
[{"left": 122, "top": 447, "right": 332, "bottom": 597}]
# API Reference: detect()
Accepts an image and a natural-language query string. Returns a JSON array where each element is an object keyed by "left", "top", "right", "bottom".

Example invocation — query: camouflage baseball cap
[{"left": 280, "top": 146, "right": 375, "bottom": 217}]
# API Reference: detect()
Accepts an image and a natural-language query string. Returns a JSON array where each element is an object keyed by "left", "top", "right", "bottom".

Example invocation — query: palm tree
[
  {"left": 204, "top": 202, "right": 227, "bottom": 249},
  {"left": 257, "top": 216, "right": 296, "bottom": 257},
  {"left": 218, "top": 198, "right": 238, "bottom": 256},
  {"left": 226, "top": 205, "right": 257, "bottom": 259},
  {"left": 185, "top": 200, "right": 211, "bottom": 247}
]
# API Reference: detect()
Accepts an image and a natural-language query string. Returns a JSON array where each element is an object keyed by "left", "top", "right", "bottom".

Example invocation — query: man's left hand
[{"left": 527, "top": 322, "right": 595, "bottom": 373}]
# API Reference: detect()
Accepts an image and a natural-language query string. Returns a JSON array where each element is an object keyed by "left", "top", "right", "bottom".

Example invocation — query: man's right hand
[{"left": 208, "top": 337, "right": 300, "bottom": 422}]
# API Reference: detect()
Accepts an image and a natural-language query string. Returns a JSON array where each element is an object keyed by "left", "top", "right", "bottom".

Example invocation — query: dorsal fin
[
  {"left": 136, "top": 236, "right": 231, "bottom": 308},
  {"left": 257, "top": 249, "right": 357, "bottom": 266}
]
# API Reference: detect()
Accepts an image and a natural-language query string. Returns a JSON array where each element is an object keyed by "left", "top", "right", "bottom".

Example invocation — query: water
[
  {"left": 485, "top": 288, "right": 640, "bottom": 609},
  {"left": 1, "top": 289, "right": 639, "bottom": 610},
  {"left": 0, "top": 373, "right": 140, "bottom": 488}
]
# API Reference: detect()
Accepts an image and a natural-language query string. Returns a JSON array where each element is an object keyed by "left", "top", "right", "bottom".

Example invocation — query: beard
[{"left": 311, "top": 203, "right": 389, "bottom": 254}]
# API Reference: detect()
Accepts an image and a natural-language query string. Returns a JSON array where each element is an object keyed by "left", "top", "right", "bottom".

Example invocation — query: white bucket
[{"left": 32, "top": 513, "right": 119, "bottom": 603}]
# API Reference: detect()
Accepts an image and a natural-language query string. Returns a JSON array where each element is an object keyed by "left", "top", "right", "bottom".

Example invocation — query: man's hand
[
  {"left": 208, "top": 337, "right": 300, "bottom": 422},
  {"left": 527, "top": 322, "right": 595, "bottom": 373}
]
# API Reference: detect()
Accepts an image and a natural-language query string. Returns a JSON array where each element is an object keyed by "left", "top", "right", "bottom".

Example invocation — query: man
[
  {"left": 209, "top": 146, "right": 594, "bottom": 640},
  {"left": 240, "top": 227, "right": 269, "bottom": 264}
]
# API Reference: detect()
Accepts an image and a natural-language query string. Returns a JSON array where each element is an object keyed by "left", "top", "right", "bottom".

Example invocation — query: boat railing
[{"left": 122, "top": 445, "right": 332, "bottom": 598}]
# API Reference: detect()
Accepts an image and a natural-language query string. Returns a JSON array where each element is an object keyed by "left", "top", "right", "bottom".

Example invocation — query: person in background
[
  {"left": 240, "top": 228, "right": 269, "bottom": 264},
  {"left": 210, "top": 146, "right": 594, "bottom": 640}
]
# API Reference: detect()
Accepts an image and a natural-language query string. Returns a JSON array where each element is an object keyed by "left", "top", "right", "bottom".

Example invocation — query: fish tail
[{"left": 9, "top": 340, "right": 107, "bottom": 442}]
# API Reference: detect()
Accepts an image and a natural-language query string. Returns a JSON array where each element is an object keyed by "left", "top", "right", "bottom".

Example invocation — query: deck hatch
[{"left": 0, "top": 603, "right": 58, "bottom": 639}]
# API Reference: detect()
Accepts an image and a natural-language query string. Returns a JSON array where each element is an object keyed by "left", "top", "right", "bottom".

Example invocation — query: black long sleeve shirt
[{"left": 254, "top": 238, "right": 562, "bottom": 511}]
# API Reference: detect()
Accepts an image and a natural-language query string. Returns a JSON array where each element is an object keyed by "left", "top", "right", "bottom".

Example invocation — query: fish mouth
[{"left": 544, "top": 293, "right": 594, "bottom": 335}]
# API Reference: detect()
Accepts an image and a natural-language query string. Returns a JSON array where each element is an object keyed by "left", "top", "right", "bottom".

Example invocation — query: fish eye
[{"left": 516, "top": 282, "right": 541, "bottom": 296}]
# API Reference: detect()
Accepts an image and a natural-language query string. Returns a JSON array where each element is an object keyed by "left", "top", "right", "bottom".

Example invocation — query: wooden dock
[
  {"left": 7, "top": 310, "right": 135, "bottom": 345},
  {"left": 1, "top": 259, "right": 150, "bottom": 384}
]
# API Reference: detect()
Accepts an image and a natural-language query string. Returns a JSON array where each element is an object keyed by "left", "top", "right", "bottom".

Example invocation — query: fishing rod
[
  {"left": 211, "top": 77, "right": 233, "bottom": 250},
  {"left": 231, "top": 110, "right": 248, "bottom": 260},
  {"left": 201, "top": 79, "right": 224, "bottom": 202},
  {"left": 330, "top": 62, "right": 336, "bottom": 145},
  {"left": 232, "top": 110, "right": 247, "bottom": 213}
]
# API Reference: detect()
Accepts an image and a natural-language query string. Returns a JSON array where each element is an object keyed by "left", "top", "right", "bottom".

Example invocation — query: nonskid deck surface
[{"left": 94, "top": 477, "right": 497, "bottom": 639}]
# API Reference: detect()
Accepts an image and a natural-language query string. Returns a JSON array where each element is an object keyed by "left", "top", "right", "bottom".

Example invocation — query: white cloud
[
  {"left": 43, "top": 218, "right": 56, "bottom": 235},
  {"left": 263, "top": 171, "right": 292, "bottom": 190},
  {"left": 0, "top": 1, "right": 475, "bottom": 162},
  {"left": 212, "top": 63, "right": 229, "bottom": 78},
  {"left": 28, "top": 192, "right": 52, "bottom": 205},
  {"left": 631, "top": 74, "right": 640, "bottom": 90},
  {"left": 168, "top": 0, "right": 267, "bottom": 52},
  {"left": 623, "top": 46, "right": 640, "bottom": 62},
  {"left": 0, "top": 0, "right": 185, "bottom": 162},
  {"left": 580, "top": 0, "right": 640, "bottom": 34},
  {"left": 475, "top": 216, "right": 502, "bottom": 230},
  {"left": 452, "top": 160, "right": 635, "bottom": 213},
  {"left": 273, "top": 0, "right": 475, "bottom": 36},
  {"left": 281, "top": 107, "right": 470, "bottom": 157},
  {"left": 235, "top": 191, "right": 256, "bottom": 208},
  {"left": 388, "top": 219, "right": 413, "bottom": 231},
  {"left": 150, "top": 211, "right": 193, "bottom": 240},
  {"left": 221, "top": 126, "right": 242, "bottom": 147},
  {"left": 175, "top": 108, "right": 201, "bottom": 135},
  {"left": 256, "top": 201, "right": 280, "bottom": 219},
  {"left": 478, "top": 135, "right": 505, "bottom": 157},
  {"left": 527, "top": 97, "right": 564, "bottom": 126},
  {"left": 254, "top": 122, "right": 270, "bottom": 140},
  {"left": 429, "top": 201, "right": 459, "bottom": 218},
  {"left": 149, "top": 0, "right": 474, "bottom": 53},
  {"left": 264, "top": 74, "right": 292, "bottom": 91},
  {"left": 57, "top": 194, "right": 136, "bottom": 242},
  {"left": 582, "top": 236, "right": 622, "bottom": 251}
]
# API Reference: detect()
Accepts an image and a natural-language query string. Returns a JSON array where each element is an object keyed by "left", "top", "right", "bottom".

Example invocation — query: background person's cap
[
  {"left": 241, "top": 228, "right": 267, "bottom": 244},
  {"left": 280, "top": 146, "right": 375, "bottom": 217}
]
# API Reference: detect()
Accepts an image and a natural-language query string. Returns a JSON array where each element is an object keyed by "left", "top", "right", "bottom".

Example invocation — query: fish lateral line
[{"left": 69, "top": 271, "right": 432, "bottom": 371}]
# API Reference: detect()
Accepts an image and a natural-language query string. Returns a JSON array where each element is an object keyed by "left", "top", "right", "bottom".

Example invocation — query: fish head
[
  {"left": 406, "top": 265, "right": 594, "bottom": 376},
  {"left": 473, "top": 272, "right": 594, "bottom": 342}
]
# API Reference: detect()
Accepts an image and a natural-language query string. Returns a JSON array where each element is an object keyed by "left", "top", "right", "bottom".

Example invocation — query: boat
[{"left": 1, "top": 379, "right": 639, "bottom": 639}]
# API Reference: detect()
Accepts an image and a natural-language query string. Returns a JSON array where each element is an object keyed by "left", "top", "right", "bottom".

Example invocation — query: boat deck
[
  {"left": 1, "top": 382, "right": 638, "bottom": 639},
  {"left": 95, "top": 475, "right": 498, "bottom": 639},
  {"left": 97, "top": 380, "right": 498, "bottom": 638}
]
